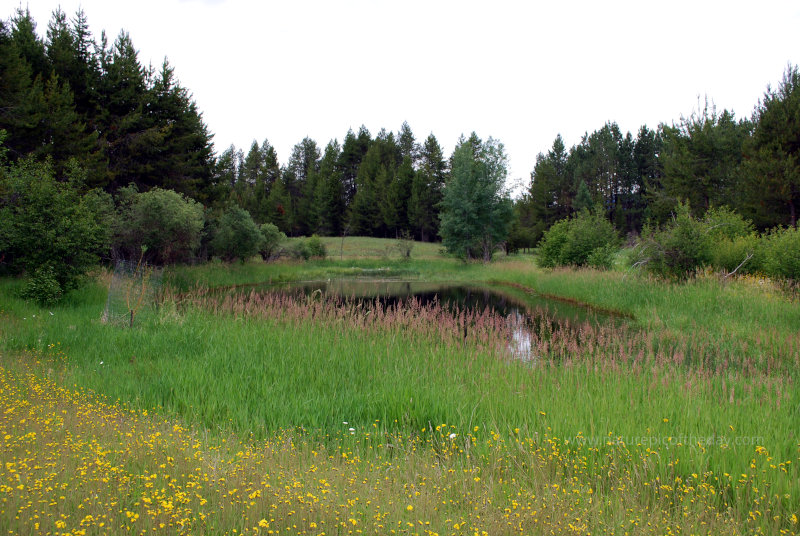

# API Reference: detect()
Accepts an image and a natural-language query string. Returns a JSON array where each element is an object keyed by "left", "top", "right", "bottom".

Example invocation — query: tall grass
[{"left": 3, "top": 359, "right": 776, "bottom": 535}]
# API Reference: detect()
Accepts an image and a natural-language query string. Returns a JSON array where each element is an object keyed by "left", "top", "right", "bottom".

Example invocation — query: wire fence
[{"left": 102, "top": 259, "right": 163, "bottom": 327}]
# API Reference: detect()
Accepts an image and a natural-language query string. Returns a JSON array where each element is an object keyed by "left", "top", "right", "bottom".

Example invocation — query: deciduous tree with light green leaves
[{"left": 439, "top": 134, "right": 513, "bottom": 262}]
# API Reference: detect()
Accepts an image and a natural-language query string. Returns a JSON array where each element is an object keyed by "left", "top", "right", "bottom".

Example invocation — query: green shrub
[
  {"left": 113, "top": 186, "right": 204, "bottom": 265},
  {"left": 306, "top": 235, "right": 327, "bottom": 259},
  {"left": 284, "top": 236, "right": 327, "bottom": 261},
  {"left": 0, "top": 158, "right": 112, "bottom": 296},
  {"left": 537, "top": 210, "right": 618, "bottom": 269},
  {"left": 19, "top": 265, "right": 62, "bottom": 305},
  {"left": 288, "top": 241, "right": 311, "bottom": 261},
  {"left": 703, "top": 206, "right": 754, "bottom": 241},
  {"left": 700, "top": 207, "right": 761, "bottom": 276},
  {"left": 259, "top": 223, "right": 286, "bottom": 261},
  {"left": 636, "top": 205, "right": 770, "bottom": 280},
  {"left": 710, "top": 233, "right": 764, "bottom": 275},
  {"left": 211, "top": 206, "right": 263, "bottom": 263},
  {"left": 763, "top": 226, "right": 800, "bottom": 280},
  {"left": 560, "top": 210, "right": 618, "bottom": 266},
  {"left": 634, "top": 203, "right": 712, "bottom": 280},
  {"left": 704, "top": 208, "right": 800, "bottom": 281},
  {"left": 396, "top": 231, "right": 414, "bottom": 259},
  {"left": 536, "top": 219, "right": 570, "bottom": 268},
  {"left": 586, "top": 244, "right": 617, "bottom": 270}
]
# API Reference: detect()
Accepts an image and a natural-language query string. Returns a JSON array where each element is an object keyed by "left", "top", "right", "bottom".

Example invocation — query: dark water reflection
[{"left": 261, "top": 280, "right": 620, "bottom": 361}]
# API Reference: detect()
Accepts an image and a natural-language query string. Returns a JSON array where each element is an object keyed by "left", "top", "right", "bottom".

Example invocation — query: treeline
[
  {"left": 218, "top": 125, "right": 448, "bottom": 242},
  {"left": 2, "top": 6, "right": 799, "bottom": 258},
  {"left": 514, "top": 81, "right": 799, "bottom": 250},
  {"left": 0, "top": 8, "right": 448, "bottom": 242},
  {"left": 0, "top": 8, "right": 214, "bottom": 200}
]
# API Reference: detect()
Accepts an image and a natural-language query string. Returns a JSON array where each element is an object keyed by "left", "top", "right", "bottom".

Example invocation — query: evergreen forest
[{"left": 2, "top": 7, "right": 799, "bottom": 273}]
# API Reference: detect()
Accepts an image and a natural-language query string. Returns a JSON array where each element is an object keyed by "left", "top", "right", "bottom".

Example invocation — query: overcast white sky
[{"left": 16, "top": 0, "right": 800, "bottom": 189}]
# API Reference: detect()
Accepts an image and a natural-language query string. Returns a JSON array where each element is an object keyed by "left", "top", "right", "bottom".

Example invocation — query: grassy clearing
[
  {"left": 287, "top": 235, "right": 445, "bottom": 260},
  {"left": 1, "top": 246, "right": 799, "bottom": 534}
]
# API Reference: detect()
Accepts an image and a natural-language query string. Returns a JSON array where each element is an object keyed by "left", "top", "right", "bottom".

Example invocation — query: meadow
[{"left": 0, "top": 237, "right": 798, "bottom": 535}]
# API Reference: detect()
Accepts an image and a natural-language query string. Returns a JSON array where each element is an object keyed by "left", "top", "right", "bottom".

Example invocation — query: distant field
[{"left": 286, "top": 235, "right": 446, "bottom": 259}]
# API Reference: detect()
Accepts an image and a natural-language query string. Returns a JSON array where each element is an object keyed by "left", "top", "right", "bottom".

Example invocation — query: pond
[{"left": 259, "top": 279, "right": 622, "bottom": 362}]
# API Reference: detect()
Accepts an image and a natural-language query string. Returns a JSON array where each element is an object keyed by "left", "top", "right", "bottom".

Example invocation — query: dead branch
[{"left": 724, "top": 252, "right": 754, "bottom": 279}]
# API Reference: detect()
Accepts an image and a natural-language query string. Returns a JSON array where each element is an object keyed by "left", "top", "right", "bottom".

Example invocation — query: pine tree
[
  {"left": 252, "top": 139, "right": 280, "bottom": 223},
  {"left": 265, "top": 176, "right": 292, "bottom": 234},
  {"left": 337, "top": 126, "right": 371, "bottom": 207},
  {"left": 615, "top": 131, "right": 638, "bottom": 232},
  {"left": 398, "top": 121, "right": 417, "bottom": 164},
  {"left": 376, "top": 165, "right": 399, "bottom": 236},
  {"left": 315, "top": 140, "right": 345, "bottom": 236},
  {"left": 68, "top": 8, "right": 100, "bottom": 118},
  {"left": 210, "top": 144, "right": 239, "bottom": 207},
  {"left": 29, "top": 72, "right": 98, "bottom": 170},
  {"left": 146, "top": 59, "right": 215, "bottom": 201},
  {"left": 0, "top": 13, "right": 37, "bottom": 159},
  {"left": 580, "top": 122, "right": 623, "bottom": 222},
  {"left": 746, "top": 65, "right": 800, "bottom": 228},
  {"left": 408, "top": 134, "right": 446, "bottom": 241},
  {"left": 660, "top": 101, "right": 749, "bottom": 218},
  {"left": 10, "top": 8, "right": 48, "bottom": 81},
  {"left": 627, "top": 125, "right": 662, "bottom": 231},
  {"left": 234, "top": 141, "right": 263, "bottom": 212},
  {"left": 573, "top": 180, "right": 593, "bottom": 212},
  {"left": 348, "top": 131, "right": 401, "bottom": 237},
  {"left": 528, "top": 135, "right": 570, "bottom": 232},
  {"left": 394, "top": 155, "right": 414, "bottom": 234},
  {"left": 285, "top": 137, "right": 321, "bottom": 235},
  {"left": 95, "top": 31, "right": 151, "bottom": 191},
  {"left": 349, "top": 143, "right": 382, "bottom": 236}
]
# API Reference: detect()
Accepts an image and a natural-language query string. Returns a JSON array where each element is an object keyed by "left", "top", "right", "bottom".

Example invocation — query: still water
[{"left": 260, "top": 279, "right": 618, "bottom": 361}]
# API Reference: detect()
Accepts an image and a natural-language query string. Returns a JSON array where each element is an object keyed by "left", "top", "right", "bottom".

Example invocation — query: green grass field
[
  {"left": 1, "top": 239, "right": 798, "bottom": 535},
  {"left": 288, "top": 235, "right": 446, "bottom": 260}
]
